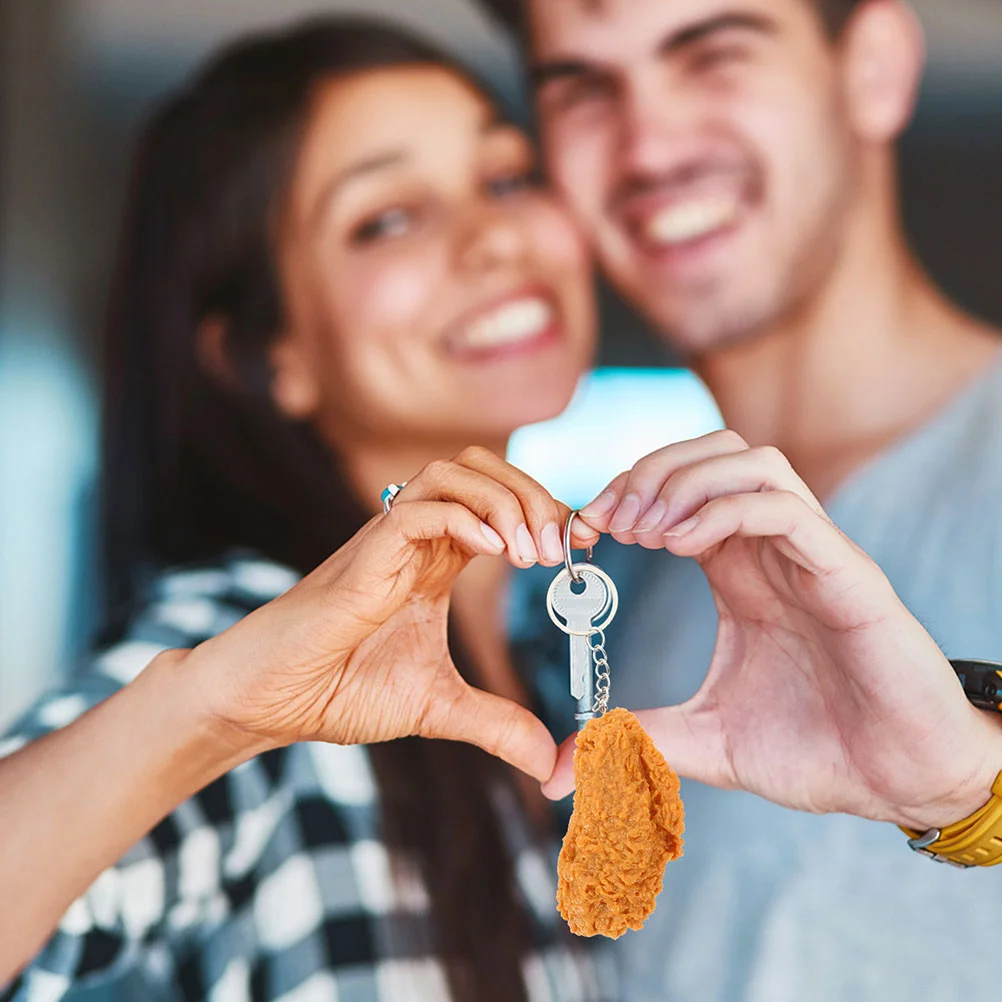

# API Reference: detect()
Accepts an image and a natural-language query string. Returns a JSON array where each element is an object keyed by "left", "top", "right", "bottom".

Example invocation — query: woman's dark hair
[{"left": 101, "top": 18, "right": 536, "bottom": 1002}]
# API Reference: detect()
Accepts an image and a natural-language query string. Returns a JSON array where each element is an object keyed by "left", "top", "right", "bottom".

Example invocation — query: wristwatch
[
  {"left": 900, "top": 660, "right": 1002, "bottom": 868},
  {"left": 950, "top": 659, "right": 1002, "bottom": 713}
]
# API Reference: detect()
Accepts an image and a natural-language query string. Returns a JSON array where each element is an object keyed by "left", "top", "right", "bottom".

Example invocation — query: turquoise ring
[{"left": 381, "top": 482, "right": 407, "bottom": 514}]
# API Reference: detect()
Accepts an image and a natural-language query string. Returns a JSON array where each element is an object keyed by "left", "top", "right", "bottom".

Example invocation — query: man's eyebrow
[
  {"left": 312, "top": 149, "right": 409, "bottom": 224},
  {"left": 661, "top": 11, "right": 778, "bottom": 56},
  {"left": 530, "top": 11, "right": 778, "bottom": 89},
  {"left": 529, "top": 58, "right": 597, "bottom": 90}
]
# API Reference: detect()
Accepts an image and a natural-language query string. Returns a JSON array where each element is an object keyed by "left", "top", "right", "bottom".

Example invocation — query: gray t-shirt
[{"left": 611, "top": 354, "right": 1002, "bottom": 1002}]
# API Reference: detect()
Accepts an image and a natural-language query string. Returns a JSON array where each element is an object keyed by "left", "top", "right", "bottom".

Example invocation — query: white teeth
[
  {"left": 461, "top": 296, "right": 553, "bottom": 350},
  {"left": 646, "top": 196, "right": 739, "bottom": 246}
]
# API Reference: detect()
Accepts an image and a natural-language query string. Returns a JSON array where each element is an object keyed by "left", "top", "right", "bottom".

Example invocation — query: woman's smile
[{"left": 443, "top": 285, "right": 563, "bottom": 361}]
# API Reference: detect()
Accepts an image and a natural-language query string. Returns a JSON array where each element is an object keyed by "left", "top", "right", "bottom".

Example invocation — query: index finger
[
  {"left": 452, "top": 447, "right": 599, "bottom": 563},
  {"left": 578, "top": 431, "right": 751, "bottom": 541}
]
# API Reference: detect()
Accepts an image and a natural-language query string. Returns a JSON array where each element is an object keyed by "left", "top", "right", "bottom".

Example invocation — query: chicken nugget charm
[{"left": 556, "top": 708, "right": 684, "bottom": 938}]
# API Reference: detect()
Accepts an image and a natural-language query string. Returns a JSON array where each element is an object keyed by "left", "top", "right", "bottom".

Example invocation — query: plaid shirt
[{"left": 1, "top": 555, "right": 613, "bottom": 1002}]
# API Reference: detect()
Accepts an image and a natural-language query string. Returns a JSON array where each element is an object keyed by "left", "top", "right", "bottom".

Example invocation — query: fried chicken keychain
[{"left": 546, "top": 513, "right": 685, "bottom": 939}]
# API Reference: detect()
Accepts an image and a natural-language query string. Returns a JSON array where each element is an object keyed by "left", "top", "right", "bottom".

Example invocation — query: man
[{"left": 484, "top": 0, "right": 1002, "bottom": 999}]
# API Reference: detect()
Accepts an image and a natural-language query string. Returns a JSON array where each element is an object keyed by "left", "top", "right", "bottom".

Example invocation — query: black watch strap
[{"left": 950, "top": 660, "right": 1002, "bottom": 713}]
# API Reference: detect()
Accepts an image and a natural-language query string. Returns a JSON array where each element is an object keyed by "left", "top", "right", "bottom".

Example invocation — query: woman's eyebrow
[{"left": 312, "top": 149, "right": 410, "bottom": 224}]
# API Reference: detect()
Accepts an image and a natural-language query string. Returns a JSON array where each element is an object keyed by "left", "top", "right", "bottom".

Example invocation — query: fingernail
[
  {"left": 580, "top": 489, "right": 618, "bottom": 519},
  {"left": 480, "top": 522, "right": 505, "bottom": 550},
  {"left": 540, "top": 522, "right": 563, "bottom": 562},
  {"left": 609, "top": 493, "right": 642, "bottom": 532},
  {"left": 634, "top": 499, "right": 667, "bottom": 533},
  {"left": 541, "top": 778, "right": 572, "bottom": 801},
  {"left": 515, "top": 523, "right": 538, "bottom": 563},
  {"left": 665, "top": 515, "right": 701, "bottom": 538}
]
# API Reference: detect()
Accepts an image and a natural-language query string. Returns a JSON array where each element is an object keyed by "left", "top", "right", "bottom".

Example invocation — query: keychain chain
[{"left": 587, "top": 628, "right": 611, "bottom": 716}]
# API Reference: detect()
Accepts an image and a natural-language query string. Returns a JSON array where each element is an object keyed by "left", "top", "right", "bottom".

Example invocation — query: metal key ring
[
  {"left": 546, "top": 564, "right": 619, "bottom": 635},
  {"left": 563, "top": 510, "right": 594, "bottom": 583}
]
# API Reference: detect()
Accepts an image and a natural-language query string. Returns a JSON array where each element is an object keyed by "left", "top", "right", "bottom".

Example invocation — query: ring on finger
[{"left": 381, "top": 482, "right": 408, "bottom": 514}]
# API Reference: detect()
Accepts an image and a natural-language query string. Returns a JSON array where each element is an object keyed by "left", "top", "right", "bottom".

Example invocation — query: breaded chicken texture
[{"left": 557, "top": 708, "right": 684, "bottom": 938}]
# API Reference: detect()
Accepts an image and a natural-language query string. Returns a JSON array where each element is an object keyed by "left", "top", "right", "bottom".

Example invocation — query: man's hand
[{"left": 543, "top": 431, "right": 1002, "bottom": 830}]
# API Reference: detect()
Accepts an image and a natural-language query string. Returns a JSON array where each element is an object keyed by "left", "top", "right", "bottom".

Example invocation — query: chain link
[{"left": 587, "top": 628, "right": 611, "bottom": 716}]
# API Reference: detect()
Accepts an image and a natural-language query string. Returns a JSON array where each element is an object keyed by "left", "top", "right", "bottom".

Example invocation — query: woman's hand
[
  {"left": 544, "top": 431, "right": 1002, "bottom": 830},
  {"left": 0, "top": 448, "right": 598, "bottom": 982},
  {"left": 193, "top": 446, "right": 597, "bottom": 782}
]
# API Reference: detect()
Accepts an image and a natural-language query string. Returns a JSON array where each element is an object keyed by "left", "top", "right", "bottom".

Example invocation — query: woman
[{"left": 3, "top": 16, "right": 600, "bottom": 1002}]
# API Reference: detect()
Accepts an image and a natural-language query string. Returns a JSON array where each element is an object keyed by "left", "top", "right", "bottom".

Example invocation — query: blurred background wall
[{"left": 1, "top": 0, "right": 1000, "bottom": 730}]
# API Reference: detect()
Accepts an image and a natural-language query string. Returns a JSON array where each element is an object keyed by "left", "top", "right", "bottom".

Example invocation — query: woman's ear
[
  {"left": 268, "top": 332, "right": 322, "bottom": 421},
  {"left": 196, "top": 315, "right": 242, "bottom": 391},
  {"left": 841, "top": 0, "right": 925, "bottom": 144},
  {"left": 196, "top": 316, "right": 320, "bottom": 420}
]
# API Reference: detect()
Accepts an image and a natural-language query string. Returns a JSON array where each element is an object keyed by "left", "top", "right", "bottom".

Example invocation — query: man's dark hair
[
  {"left": 478, "top": 0, "right": 867, "bottom": 40},
  {"left": 816, "top": 0, "right": 867, "bottom": 35}
]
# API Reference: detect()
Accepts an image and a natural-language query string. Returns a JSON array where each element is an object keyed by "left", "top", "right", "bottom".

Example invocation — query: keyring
[
  {"left": 563, "top": 510, "right": 594, "bottom": 583},
  {"left": 546, "top": 563, "right": 619, "bottom": 635}
]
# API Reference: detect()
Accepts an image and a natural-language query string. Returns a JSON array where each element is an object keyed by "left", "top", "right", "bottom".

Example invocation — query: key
[
  {"left": 548, "top": 512, "right": 620, "bottom": 727},
  {"left": 549, "top": 569, "right": 611, "bottom": 703}
]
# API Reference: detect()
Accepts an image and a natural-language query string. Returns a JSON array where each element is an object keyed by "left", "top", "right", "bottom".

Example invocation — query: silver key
[{"left": 547, "top": 567, "right": 616, "bottom": 705}]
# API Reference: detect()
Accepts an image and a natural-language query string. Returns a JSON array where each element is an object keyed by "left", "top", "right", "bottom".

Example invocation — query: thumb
[
  {"left": 540, "top": 730, "right": 578, "bottom": 800},
  {"left": 424, "top": 684, "right": 558, "bottom": 783},
  {"left": 634, "top": 704, "right": 731, "bottom": 789},
  {"left": 541, "top": 703, "right": 728, "bottom": 800}
]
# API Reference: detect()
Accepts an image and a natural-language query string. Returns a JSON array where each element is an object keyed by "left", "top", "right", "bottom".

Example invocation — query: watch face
[{"left": 950, "top": 660, "right": 1002, "bottom": 712}]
